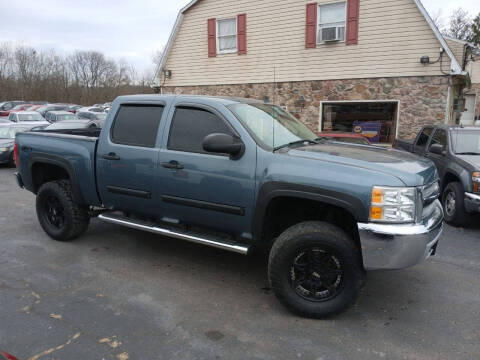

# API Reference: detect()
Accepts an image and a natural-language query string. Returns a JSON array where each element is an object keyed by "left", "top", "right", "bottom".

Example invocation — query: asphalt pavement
[{"left": 0, "top": 166, "right": 479, "bottom": 360}]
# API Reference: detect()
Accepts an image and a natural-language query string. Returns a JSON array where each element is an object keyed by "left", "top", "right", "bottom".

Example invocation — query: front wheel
[
  {"left": 36, "top": 180, "right": 90, "bottom": 241},
  {"left": 442, "top": 182, "right": 470, "bottom": 226},
  {"left": 268, "top": 221, "right": 364, "bottom": 318}
]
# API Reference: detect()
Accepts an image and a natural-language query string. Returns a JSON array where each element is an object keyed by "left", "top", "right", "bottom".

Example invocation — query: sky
[{"left": 0, "top": 0, "right": 479, "bottom": 75}]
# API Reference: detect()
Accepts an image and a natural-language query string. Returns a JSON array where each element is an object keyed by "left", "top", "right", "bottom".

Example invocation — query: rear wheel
[
  {"left": 36, "top": 180, "right": 90, "bottom": 241},
  {"left": 442, "top": 182, "right": 470, "bottom": 226},
  {"left": 268, "top": 221, "right": 364, "bottom": 318}
]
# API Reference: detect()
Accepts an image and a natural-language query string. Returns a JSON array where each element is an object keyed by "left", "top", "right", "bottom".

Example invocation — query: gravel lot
[{"left": 1, "top": 166, "right": 479, "bottom": 360}]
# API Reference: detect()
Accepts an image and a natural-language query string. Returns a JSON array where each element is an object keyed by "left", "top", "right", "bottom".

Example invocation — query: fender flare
[
  {"left": 252, "top": 182, "right": 369, "bottom": 242},
  {"left": 27, "top": 153, "right": 85, "bottom": 204}
]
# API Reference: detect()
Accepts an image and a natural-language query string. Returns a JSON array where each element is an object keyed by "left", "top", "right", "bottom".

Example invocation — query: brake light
[{"left": 13, "top": 142, "right": 19, "bottom": 167}]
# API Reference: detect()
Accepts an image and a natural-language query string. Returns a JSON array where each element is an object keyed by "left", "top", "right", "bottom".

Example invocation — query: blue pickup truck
[{"left": 14, "top": 95, "right": 443, "bottom": 318}]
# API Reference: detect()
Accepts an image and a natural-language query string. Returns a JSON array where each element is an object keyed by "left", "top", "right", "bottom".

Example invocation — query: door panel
[
  {"left": 97, "top": 104, "right": 166, "bottom": 215},
  {"left": 157, "top": 105, "right": 256, "bottom": 237}
]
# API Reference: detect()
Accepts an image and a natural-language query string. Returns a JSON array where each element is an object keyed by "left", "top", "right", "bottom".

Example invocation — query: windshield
[
  {"left": 18, "top": 113, "right": 44, "bottom": 121},
  {"left": 450, "top": 130, "right": 480, "bottom": 154},
  {"left": 57, "top": 114, "right": 78, "bottom": 121},
  {"left": 228, "top": 103, "right": 317, "bottom": 149},
  {"left": 0, "top": 127, "right": 31, "bottom": 138}
]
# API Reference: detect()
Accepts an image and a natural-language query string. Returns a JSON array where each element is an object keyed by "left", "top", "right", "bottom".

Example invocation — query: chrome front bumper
[
  {"left": 358, "top": 200, "right": 443, "bottom": 270},
  {"left": 465, "top": 192, "right": 480, "bottom": 213}
]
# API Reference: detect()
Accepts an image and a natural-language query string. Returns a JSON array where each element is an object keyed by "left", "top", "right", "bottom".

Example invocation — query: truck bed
[{"left": 15, "top": 130, "right": 102, "bottom": 206}]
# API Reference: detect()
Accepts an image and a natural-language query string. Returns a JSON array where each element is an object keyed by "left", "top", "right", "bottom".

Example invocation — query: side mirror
[
  {"left": 429, "top": 143, "right": 444, "bottom": 155},
  {"left": 202, "top": 133, "right": 245, "bottom": 159}
]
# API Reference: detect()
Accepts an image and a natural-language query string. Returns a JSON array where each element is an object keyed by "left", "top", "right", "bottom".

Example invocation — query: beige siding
[
  {"left": 468, "top": 58, "right": 480, "bottom": 84},
  {"left": 445, "top": 38, "right": 465, "bottom": 65},
  {"left": 163, "top": 0, "right": 451, "bottom": 86}
]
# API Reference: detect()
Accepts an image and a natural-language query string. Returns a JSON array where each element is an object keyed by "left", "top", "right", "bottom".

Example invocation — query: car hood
[
  {"left": 455, "top": 155, "right": 480, "bottom": 170},
  {"left": 286, "top": 143, "right": 437, "bottom": 186},
  {"left": 0, "top": 138, "right": 14, "bottom": 147}
]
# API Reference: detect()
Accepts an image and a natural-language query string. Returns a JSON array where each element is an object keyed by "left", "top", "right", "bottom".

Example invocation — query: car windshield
[
  {"left": 46, "top": 121, "right": 87, "bottom": 130},
  {"left": 57, "top": 114, "right": 78, "bottom": 121},
  {"left": 450, "top": 130, "right": 480, "bottom": 155},
  {"left": 228, "top": 103, "right": 317, "bottom": 149},
  {"left": 18, "top": 113, "right": 44, "bottom": 121},
  {"left": 0, "top": 127, "right": 31, "bottom": 138}
]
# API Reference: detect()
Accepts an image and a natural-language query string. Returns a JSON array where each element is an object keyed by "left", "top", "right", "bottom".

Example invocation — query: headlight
[
  {"left": 370, "top": 186, "right": 418, "bottom": 223},
  {"left": 473, "top": 172, "right": 480, "bottom": 194},
  {"left": 0, "top": 147, "right": 9, "bottom": 152}
]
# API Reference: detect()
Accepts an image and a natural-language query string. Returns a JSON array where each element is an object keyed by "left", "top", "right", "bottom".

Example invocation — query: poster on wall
[{"left": 353, "top": 121, "right": 382, "bottom": 143}]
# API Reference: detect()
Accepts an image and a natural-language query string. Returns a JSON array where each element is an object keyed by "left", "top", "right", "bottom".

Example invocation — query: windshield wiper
[
  {"left": 456, "top": 152, "right": 480, "bottom": 155},
  {"left": 273, "top": 139, "right": 318, "bottom": 152}
]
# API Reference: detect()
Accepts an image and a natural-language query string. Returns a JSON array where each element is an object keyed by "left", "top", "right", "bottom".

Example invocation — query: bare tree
[{"left": 443, "top": 8, "right": 473, "bottom": 41}]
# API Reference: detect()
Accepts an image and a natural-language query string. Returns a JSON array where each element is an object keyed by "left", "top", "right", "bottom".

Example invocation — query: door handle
[
  {"left": 102, "top": 152, "right": 120, "bottom": 161},
  {"left": 161, "top": 160, "right": 184, "bottom": 170}
]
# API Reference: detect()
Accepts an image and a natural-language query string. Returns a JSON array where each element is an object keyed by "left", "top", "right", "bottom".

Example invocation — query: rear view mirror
[
  {"left": 202, "top": 133, "right": 245, "bottom": 159},
  {"left": 429, "top": 143, "right": 444, "bottom": 155}
]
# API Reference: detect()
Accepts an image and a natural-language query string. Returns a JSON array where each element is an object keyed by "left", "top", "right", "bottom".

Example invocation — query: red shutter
[
  {"left": 237, "top": 14, "right": 247, "bottom": 55},
  {"left": 305, "top": 3, "right": 317, "bottom": 49},
  {"left": 208, "top": 18, "right": 216, "bottom": 57},
  {"left": 346, "top": 0, "right": 360, "bottom": 45}
]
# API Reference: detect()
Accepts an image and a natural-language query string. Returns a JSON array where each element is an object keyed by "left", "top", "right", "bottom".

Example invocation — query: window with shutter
[
  {"left": 217, "top": 18, "right": 237, "bottom": 54},
  {"left": 317, "top": 2, "right": 346, "bottom": 43}
]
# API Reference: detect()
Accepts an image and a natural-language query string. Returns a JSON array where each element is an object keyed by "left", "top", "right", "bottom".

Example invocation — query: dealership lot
[{"left": 0, "top": 166, "right": 479, "bottom": 360}]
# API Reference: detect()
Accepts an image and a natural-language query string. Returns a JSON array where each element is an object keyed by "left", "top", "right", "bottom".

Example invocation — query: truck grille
[{"left": 418, "top": 181, "right": 440, "bottom": 222}]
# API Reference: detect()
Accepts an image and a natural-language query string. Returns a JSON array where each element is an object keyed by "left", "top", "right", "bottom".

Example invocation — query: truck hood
[
  {"left": 287, "top": 143, "right": 437, "bottom": 186},
  {"left": 455, "top": 155, "right": 480, "bottom": 170}
]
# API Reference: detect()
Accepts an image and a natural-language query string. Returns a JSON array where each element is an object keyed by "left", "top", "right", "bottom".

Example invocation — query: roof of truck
[{"left": 115, "top": 94, "right": 264, "bottom": 106}]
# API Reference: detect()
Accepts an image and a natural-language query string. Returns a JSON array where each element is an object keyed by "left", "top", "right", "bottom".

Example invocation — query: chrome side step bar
[{"left": 98, "top": 213, "right": 249, "bottom": 255}]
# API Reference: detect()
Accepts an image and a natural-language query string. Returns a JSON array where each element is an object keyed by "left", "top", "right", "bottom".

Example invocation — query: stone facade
[{"left": 164, "top": 76, "right": 451, "bottom": 139}]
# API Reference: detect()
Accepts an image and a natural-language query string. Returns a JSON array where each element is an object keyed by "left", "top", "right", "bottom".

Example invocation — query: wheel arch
[
  {"left": 252, "top": 182, "right": 368, "bottom": 251},
  {"left": 28, "top": 155, "right": 85, "bottom": 204}
]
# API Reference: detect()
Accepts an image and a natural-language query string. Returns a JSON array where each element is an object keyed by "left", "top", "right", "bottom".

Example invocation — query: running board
[{"left": 98, "top": 213, "right": 249, "bottom": 255}]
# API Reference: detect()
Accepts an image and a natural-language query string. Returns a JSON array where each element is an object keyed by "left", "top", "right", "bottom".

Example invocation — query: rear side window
[
  {"left": 168, "top": 107, "right": 233, "bottom": 154},
  {"left": 111, "top": 105, "right": 164, "bottom": 147},
  {"left": 416, "top": 127, "right": 433, "bottom": 149}
]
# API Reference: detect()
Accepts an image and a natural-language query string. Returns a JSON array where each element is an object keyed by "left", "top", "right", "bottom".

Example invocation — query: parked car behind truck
[
  {"left": 14, "top": 95, "right": 443, "bottom": 318},
  {"left": 394, "top": 125, "right": 480, "bottom": 226}
]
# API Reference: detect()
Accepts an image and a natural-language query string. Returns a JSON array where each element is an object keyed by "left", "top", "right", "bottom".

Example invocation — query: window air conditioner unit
[{"left": 322, "top": 27, "right": 340, "bottom": 42}]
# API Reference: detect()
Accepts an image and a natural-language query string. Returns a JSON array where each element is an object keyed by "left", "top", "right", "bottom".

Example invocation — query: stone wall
[{"left": 163, "top": 76, "right": 450, "bottom": 139}]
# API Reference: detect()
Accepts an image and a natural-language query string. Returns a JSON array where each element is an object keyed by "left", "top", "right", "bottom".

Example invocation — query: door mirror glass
[
  {"left": 429, "top": 143, "right": 444, "bottom": 155},
  {"left": 202, "top": 133, "right": 245, "bottom": 159}
]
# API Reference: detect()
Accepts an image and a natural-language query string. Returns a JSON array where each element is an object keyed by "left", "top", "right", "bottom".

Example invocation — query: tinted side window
[
  {"left": 168, "top": 107, "right": 233, "bottom": 154},
  {"left": 416, "top": 128, "right": 433, "bottom": 148},
  {"left": 430, "top": 129, "right": 447, "bottom": 150},
  {"left": 111, "top": 105, "right": 164, "bottom": 147}
]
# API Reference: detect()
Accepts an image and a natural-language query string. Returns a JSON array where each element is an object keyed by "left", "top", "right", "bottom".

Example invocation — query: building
[{"left": 157, "top": 0, "right": 479, "bottom": 143}]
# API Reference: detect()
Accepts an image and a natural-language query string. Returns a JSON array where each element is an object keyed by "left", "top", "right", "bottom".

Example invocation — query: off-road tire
[
  {"left": 36, "top": 180, "right": 90, "bottom": 241},
  {"left": 268, "top": 221, "right": 364, "bottom": 318},
  {"left": 442, "top": 181, "right": 470, "bottom": 226}
]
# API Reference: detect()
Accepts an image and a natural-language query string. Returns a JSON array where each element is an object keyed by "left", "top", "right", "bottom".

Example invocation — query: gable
[{"left": 158, "top": 0, "right": 462, "bottom": 86}]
